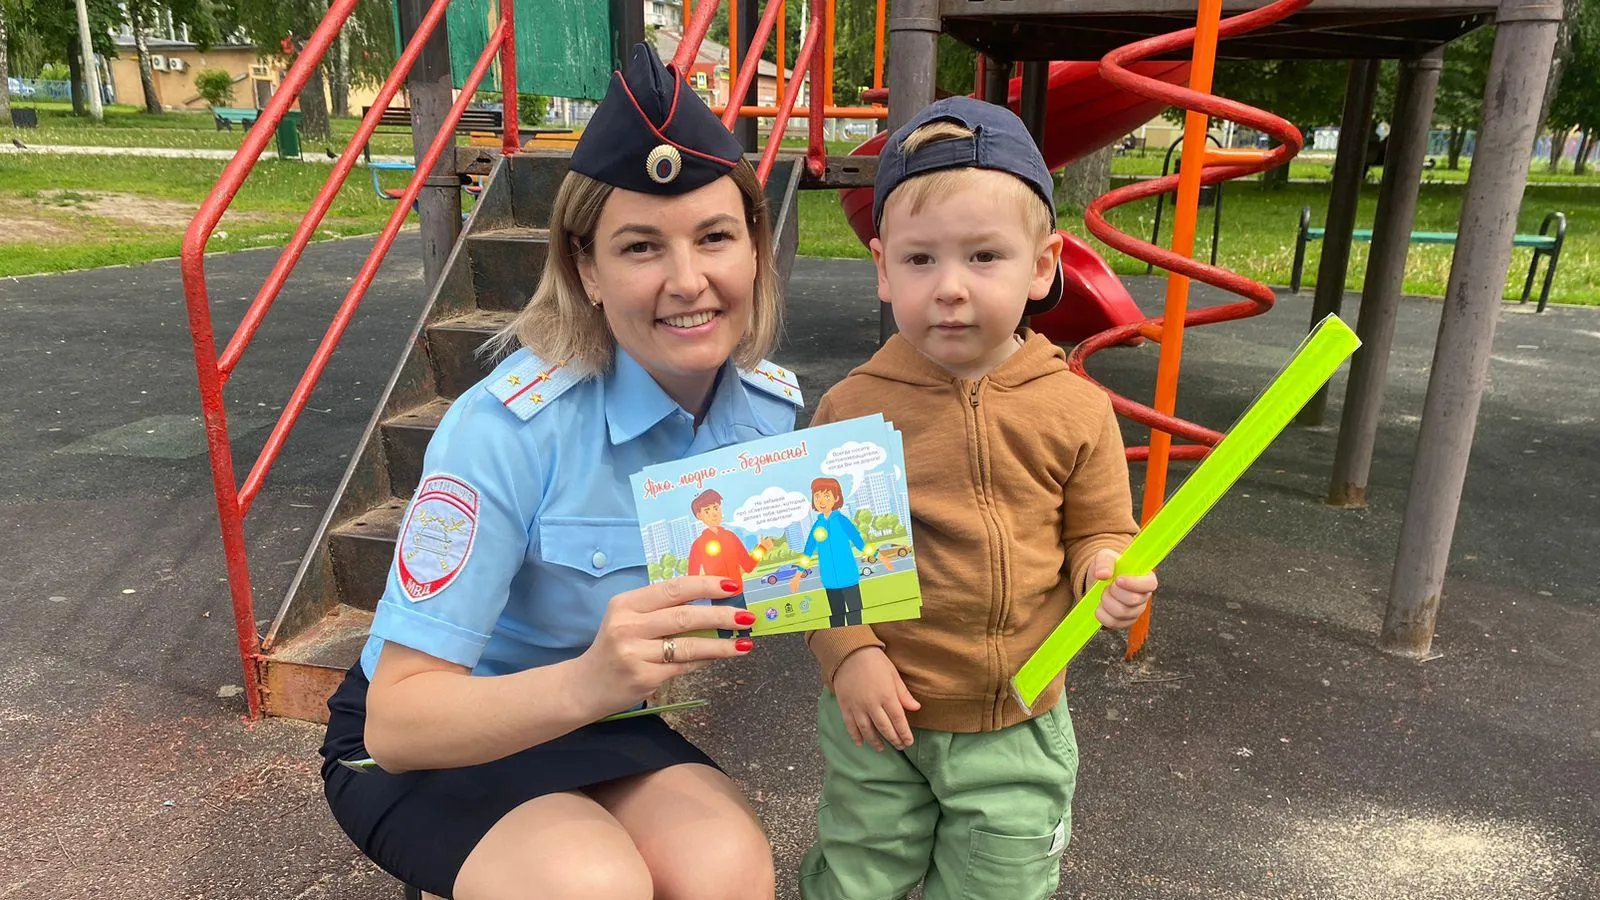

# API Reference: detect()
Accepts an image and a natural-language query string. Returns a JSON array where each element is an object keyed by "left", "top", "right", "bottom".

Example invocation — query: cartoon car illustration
[
  {"left": 875, "top": 542, "right": 911, "bottom": 558},
  {"left": 765, "top": 563, "right": 812, "bottom": 585}
]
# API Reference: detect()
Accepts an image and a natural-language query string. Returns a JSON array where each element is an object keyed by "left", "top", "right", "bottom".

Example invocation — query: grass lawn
[
  {"left": 2, "top": 132, "right": 1593, "bottom": 307},
  {"left": 0, "top": 151, "right": 400, "bottom": 276},
  {"left": 5, "top": 101, "right": 434, "bottom": 156},
  {"left": 793, "top": 177, "right": 1598, "bottom": 305},
  {"left": 1111, "top": 149, "right": 1600, "bottom": 186}
]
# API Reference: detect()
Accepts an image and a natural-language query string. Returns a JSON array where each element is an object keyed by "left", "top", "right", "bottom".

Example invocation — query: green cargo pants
[{"left": 799, "top": 691, "right": 1079, "bottom": 900}]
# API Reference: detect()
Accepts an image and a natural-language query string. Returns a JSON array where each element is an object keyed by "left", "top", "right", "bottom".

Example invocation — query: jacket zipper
[{"left": 965, "top": 378, "right": 1009, "bottom": 725}]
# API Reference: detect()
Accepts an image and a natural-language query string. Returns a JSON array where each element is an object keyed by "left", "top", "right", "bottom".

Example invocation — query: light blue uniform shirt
[{"left": 360, "top": 346, "right": 802, "bottom": 678}]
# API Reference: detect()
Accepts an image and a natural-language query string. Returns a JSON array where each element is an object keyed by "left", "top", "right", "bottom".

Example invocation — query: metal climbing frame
[{"left": 181, "top": 0, "right": 519, "bottom": 716}]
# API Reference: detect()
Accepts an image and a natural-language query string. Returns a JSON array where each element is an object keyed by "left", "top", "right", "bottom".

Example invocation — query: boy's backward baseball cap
[{"left": 873, "top": 96, "right": 1065, "bottom": 316}]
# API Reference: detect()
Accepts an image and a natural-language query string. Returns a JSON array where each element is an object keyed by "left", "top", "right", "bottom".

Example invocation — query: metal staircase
[{"left": 254, "top": 151, "right": 803, "bottom": 721}]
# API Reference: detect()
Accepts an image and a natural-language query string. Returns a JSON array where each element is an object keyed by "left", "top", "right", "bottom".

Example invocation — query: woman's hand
[
  {"left": 832, "top": 646, "right": 921, "bottom": 752},
  {"left": 576, "top": 576, "right": 756, "bottom": 715}
]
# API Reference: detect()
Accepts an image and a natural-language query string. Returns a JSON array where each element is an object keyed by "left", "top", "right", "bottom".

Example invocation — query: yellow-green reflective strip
[{"left": 1012, "top": 314, "right": 1361, "bottom": 708}]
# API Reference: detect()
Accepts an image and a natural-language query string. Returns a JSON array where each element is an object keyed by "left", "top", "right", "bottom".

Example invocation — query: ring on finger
[{"left": 661, "top": 638, "right": 677, "bottom": 664}]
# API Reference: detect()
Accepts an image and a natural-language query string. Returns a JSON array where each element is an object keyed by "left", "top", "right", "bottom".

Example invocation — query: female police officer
[{"left": 319, "top": 43, "right": 799, "bottom": 900}]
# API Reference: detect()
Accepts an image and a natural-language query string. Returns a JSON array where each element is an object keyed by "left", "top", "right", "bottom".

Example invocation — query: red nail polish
[
  {"left": 735, "top": 638, "right": 755, "bottom": 652},
  {"left": 721, "top": 579, "right": 741, "bottom": 593},
  {"left": 734, "top": 611, "right": 756, "bottom": 626}
]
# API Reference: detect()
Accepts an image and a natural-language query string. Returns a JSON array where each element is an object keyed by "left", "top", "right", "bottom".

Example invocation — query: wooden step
[
  {"left": 468, "top": 227, "right": 550, "bottom": 312},
  {"left": 426, "top": 309, "right": 516, "bottom": 399},
  {"left": 259, "top": 604, "right": 373, "bottom": 723},
  {"left": 382, "top": 398, "right": 451, "bottom": 495},
  {"left": 326, "top": 498, "right": 408, "bottom": 612}
]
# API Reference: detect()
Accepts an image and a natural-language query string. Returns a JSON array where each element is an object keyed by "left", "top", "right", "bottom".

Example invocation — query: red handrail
[
  {"left": 217, "top": 0, "right": 457, "bottom": 383},
  {"left": 190, "top": 0, "right": 843, "bottom": 717},
  {"left": 678, "top": 0, "right": 828, "bottom": 182},
  {"left": 1071, "top": 0, "right": 1309, "bottom": 465},
  {"left": 180, "top": 0, "right": 515, "bottom": 717}
]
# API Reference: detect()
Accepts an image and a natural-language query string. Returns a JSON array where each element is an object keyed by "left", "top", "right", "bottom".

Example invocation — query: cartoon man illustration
[
  {"left": 687, "top": 489, "right": 774, "bottom": 637},
  {"left": 800, "top": 477, "right": 869, "bottom": 627}
]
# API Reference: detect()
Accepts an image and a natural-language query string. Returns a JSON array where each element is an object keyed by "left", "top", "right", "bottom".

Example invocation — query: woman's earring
[{"left": 588, "top": 295, "right": 602, "bottom": 309}]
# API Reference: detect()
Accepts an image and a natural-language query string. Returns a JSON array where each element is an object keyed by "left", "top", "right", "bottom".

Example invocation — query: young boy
[{"left": 799, "top": 97, "right": 1160, "bottom": 900}]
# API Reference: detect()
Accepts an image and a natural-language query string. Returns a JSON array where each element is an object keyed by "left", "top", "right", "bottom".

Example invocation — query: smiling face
[
  {"left": 871, "top": 169, "right": 1061, "bottom": 381},
  {"left": 812, "top": 488, "right": 837, "bottom": 513},
  {"left": 576, "top": 175, "right": 757, "bottom": 415},
  {"left": 696, "top": 502, "right": 724, "bottom": 527}
]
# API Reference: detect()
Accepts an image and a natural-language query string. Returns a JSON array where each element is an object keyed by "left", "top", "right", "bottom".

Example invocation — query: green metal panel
[{"left": 446, "top": 0, "right": 614, "bottom": 101}]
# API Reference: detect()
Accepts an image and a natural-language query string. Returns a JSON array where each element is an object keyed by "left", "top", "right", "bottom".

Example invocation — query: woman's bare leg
[
  {"left": 587, "top": 763, "right": 776, "bottom": 900},
  {"left": 452, "top": 791, "right": 652, "bottom": 900}
]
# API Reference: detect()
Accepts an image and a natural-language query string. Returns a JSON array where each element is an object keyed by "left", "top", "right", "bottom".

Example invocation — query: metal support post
[
  {"left": 1383, "top": 0, "right": 1561, "bottom": 657},
  {"left": 881, "top": 0, "right": 939, "bottom": 343},
  {"left": 1329, "top": 51, "right": 1443, "bottom": 507},
  {"left": 398, "top": 0, "right": 462, "bottom": 296},
  {"left": 1299, "top": 58, "right": 1379, "bottom": 426}
]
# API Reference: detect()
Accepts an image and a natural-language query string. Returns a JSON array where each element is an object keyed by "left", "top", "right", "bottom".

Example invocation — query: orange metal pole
[
  {"left": 712, "top": 103, "right": 887, "bottom": 118},
  {"left": 729, "top": 0, "right": 739, "bottom": 102},
  {"left": 683, "top": 0, "right": 691, "bottom": 32},
  {"left": 824, "top": 0, "right": 836, "bottom": 106},
  {"left": 873, "top": 0, "right": 885, "bottom": 92},
  {"left": 1128, "top": 0, "right": 1226, "bottom": 657},
  {"left": 777, "top": 0, "right": 786, "bottom": 106}
]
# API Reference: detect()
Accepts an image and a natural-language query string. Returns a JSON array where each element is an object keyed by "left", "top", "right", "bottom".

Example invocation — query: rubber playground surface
[{"left": 1, "top": 237, "right": 1595, "bottom": 898}]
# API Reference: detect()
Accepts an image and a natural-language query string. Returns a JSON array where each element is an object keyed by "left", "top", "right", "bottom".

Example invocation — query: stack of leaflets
[{"left": 630, "top": 415, "right": 923, "bottom": 636}]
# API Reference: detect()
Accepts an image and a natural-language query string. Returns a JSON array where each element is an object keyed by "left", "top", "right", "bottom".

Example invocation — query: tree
[
  {"left": 231, "top": 0, "right": 340, "bottom": 139},
  {"left": 1057, "top": 144, "right": 1113, "bottom": 215},
  {"left": 1435, "top": 27, "right": 1495, "bottom": 170},
  {"left": 8, "top": 0, "right": 120, "bottom": 116},
  {"left": 194, "top": 65, "right": 233, "bottom": 106},
  {"left": 871, "top": 513, "right": 899, "bottom": 538},
  {"left": 517, "top": 91, "right": 549, "bottom": 126},
  {"left": 1536, "top": 0, "right": 1586, "bottom": 169},
  {"left": 853, "top": 507, "right": 874, "bottom": 537},
  {"left": 1, "top": 1, "right": 12, "bottom": 126},
  {"left": 1550, "top": 0, "right": 1600, "bottom": 171},
  {"left": 1209, "top": 58, "right": 1350, "bottom": 189}
]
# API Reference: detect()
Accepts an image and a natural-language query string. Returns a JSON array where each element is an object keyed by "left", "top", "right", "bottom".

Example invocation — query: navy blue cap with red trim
[
  {"left": 569, "top": 42, "right": 745, "bottom": 194},
  {"left": 875, "top": 97, "right": 1066, "bottom": 315}
]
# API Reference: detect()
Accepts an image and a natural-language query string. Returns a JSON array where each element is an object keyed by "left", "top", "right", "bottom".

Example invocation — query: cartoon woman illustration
[{"left": 801, "top": 477, "right": 867, "bottom": 627}]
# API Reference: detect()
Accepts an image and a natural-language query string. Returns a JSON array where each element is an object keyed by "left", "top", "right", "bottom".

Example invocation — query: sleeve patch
[{"left": 397, "top": 475, "right": 481, "bottom": 601}]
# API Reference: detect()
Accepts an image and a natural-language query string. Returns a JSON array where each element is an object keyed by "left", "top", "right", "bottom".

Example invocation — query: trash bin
[{"left": 275, "top": 110, "right": 303, "bottom": 160}]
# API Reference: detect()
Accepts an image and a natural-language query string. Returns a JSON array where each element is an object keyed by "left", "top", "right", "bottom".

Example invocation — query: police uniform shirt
[{"left": 359, "top": 347, "right": 803, "bottom": 678}]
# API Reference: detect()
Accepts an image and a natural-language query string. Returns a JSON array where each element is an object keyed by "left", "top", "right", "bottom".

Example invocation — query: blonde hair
[
  {"left": 488, "top": 160, "right": 782, "bottom": 375},
  {"left": 881, "top": 120, "right": 1054, "bottom": 240}
]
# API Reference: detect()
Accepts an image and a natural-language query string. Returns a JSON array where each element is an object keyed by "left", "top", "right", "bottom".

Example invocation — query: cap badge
[{"left": 646, "top": 144, "right": 682, "bottom": 184}]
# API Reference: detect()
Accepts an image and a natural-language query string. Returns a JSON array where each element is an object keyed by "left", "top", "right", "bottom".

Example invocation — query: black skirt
[{"left": 319, "top": 664, "right": 717, "bottom": 897}]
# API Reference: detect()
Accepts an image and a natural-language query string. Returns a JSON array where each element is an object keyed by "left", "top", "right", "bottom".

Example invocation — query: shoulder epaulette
[
  {"left": 740, "top": 359, "right": 803, "bottom": 407},
  {"left": 486, "top": 352, "right": 583, "bottom": 421}
]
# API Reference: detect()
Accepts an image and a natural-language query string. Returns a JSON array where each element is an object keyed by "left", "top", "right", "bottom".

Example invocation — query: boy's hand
[
  {"left": 832, "top": 647, "right": 921, "bottom": 752},
  {"left": 1089, "top": 548, "right": 1158, "bottom": 629}
]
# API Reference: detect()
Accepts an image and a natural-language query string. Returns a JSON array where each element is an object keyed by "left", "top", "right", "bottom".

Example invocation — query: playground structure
[{"left": 182, "top": 0, "right": 1563, "bottom": 720}]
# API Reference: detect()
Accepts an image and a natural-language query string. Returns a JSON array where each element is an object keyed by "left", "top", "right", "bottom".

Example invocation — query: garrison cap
[{"left": 569, "top": 41, "right": 745, "bottom": 194}]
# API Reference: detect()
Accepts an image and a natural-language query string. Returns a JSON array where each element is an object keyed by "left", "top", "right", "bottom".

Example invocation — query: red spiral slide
[{"left": 839, "top": 60, "right": 1190, "bottom": 343}]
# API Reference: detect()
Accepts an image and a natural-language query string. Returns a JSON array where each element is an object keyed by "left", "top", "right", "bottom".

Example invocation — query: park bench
[
  {"left": 358, "top": 105, "right": 505, "bottom": 202},
  {"left": 211, "top": 106, "right": 260, "bottom": 131},
  {"left": 356, "top": 105, "right": 575, "bottom": 204},
  {"left": 1291, "top": 205, "right": 1567, "bottom": 313}
]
